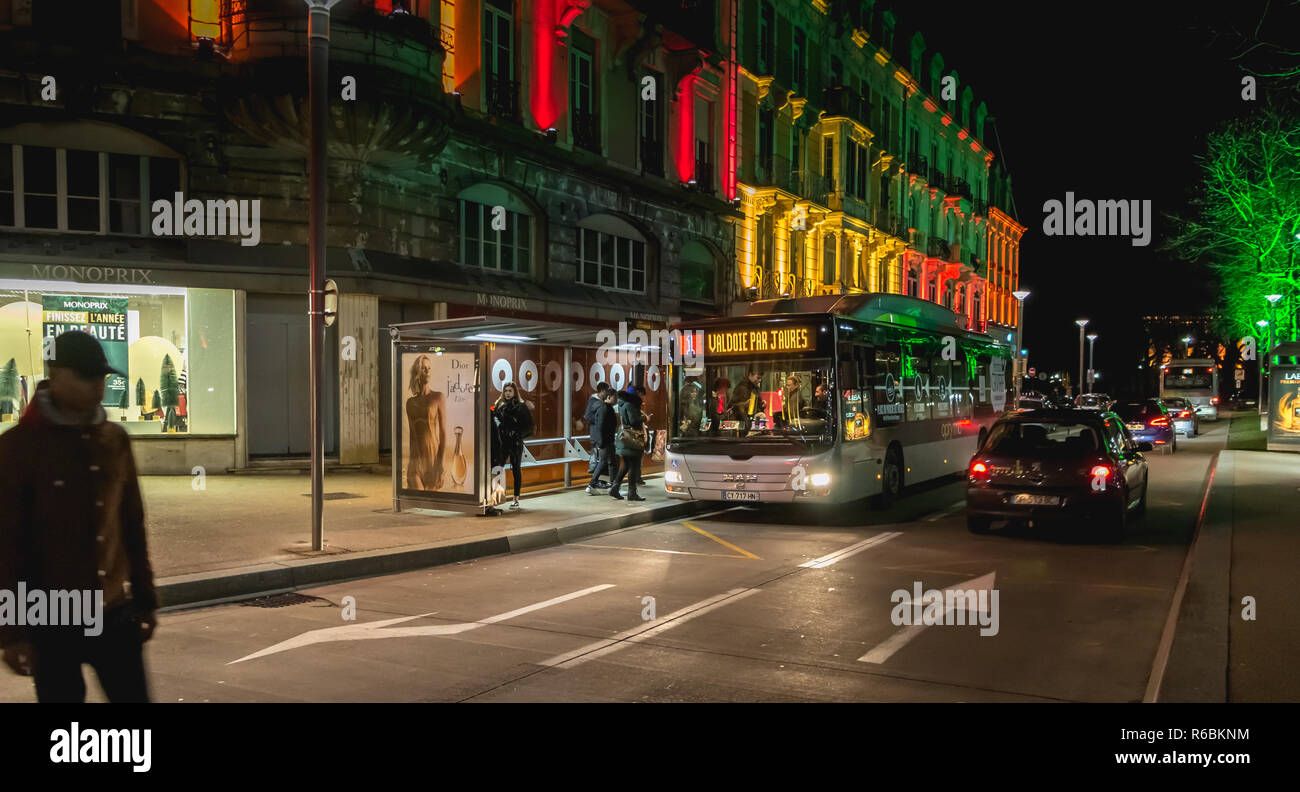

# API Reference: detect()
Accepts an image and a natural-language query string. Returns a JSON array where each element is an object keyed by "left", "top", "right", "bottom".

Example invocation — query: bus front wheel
[{"left": 876, "top": 446, "right": 904, "bottom": 508}]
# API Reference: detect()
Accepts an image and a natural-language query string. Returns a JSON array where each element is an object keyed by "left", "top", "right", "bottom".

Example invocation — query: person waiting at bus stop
[{"left": 609, "top": 386, "right": 647, "bottom": 502}]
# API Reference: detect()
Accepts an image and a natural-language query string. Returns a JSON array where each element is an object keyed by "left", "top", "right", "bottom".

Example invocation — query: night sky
[{"left": 904, "top": 0, "right": 1289, "bottom": 392}]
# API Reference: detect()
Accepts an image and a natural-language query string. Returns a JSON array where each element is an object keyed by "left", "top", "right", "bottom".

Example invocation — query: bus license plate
[
  {"left": 724, "top": 491, "right": 759, "bottom": 501},
  {"left": 1011, "top": 493, "right": 1059, "bottom": 506}
]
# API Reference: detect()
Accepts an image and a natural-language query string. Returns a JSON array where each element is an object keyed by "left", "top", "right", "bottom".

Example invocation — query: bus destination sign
[{"left": 704, "top": 326, "right": 817, "bottom": 356}]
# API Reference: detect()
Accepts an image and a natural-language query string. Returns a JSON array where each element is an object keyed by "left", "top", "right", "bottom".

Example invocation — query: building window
[
  {"left": 579, "top": 229, "right": 646, "bottom": 293},
  {"left": 822, "top": 233, "right": 836, "bottom": 285},
  {"left": 790, "top": 127, "right": 801, "bottom": 174},
  {"left": 569, "top": 36, "right": 598, "bottom": 153},
  {"left": 823, "top": 136, "right": 834, "bottom": 188},
  {"left": 460, "top": 199, "right": 531, "bottom": 274},
  {"left": 906, "top": 266, "right": 918, "bottom": 297},
  {"left": 792, "top": 29, "right": 806, "bottom": 95},
  {"left": 0, "top": 144, "right": 180, "bottom": 235},
  {"left": 758, "top": 1, "right": 773, "bottom": 74},
  {"left": 0, "top": 145, "right": 12, "bottom": 226},
  {"left": 758, "top": 110, "right": 774, "bottom": 172},
  {"left": 482, "top": 0, "right": 518, "bottom": 121},
  {"left": 638, "top": 71, "right": 663, "bottom": 176}
]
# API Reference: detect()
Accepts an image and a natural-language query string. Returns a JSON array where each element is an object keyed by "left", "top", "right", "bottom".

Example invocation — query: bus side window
[
  {"left": 951, "top": 348, "right": 972, "bottom": 418},
  {"left": 932, "top": 351, "right": 952, "bottom": 419},
  {"left": 873, "top": 341, "right": 902, "bottom": 425},
  {"left": 905, "top": 342, "right": 932, "bottom": 422}
]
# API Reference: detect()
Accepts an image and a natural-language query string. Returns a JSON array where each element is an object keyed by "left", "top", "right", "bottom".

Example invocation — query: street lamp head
[
  {"left": 1182, "top": 336, "right": 1193, "bottom": 343},
  {"left": 1075, "top": 319, "right": 1089, "bottom": 328},
  {"left": 1257, "top": 319, "right": 1269, "bottom": 327},
  {"left": 1012, "top": 289, "right": 1031, "bottom": 301},
  {"left": 1266, "top": 294, "right": 1283, "bottom": 304},
  {"left": 1087, "top": 333, "right": 1098, "bottom": 341}
]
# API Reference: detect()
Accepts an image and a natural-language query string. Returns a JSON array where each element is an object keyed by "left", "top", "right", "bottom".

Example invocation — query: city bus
[
  {"left": 1159, "top": 358, "right": 1219, "bottom": 421},
  {"left": 665, "top": 293, "right": 1013, "bottom": 507}
]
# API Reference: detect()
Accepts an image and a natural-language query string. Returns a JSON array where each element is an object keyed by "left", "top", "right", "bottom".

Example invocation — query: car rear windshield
[
  {"left": 1163, "top": 398, "right": 1188, "bottom": 408},
  {"left": 985, "top": 421, "right": 1101, "bottom": 456},
  {"left": 1116, "top": 401, "right": 1161, "bottom": 418}
]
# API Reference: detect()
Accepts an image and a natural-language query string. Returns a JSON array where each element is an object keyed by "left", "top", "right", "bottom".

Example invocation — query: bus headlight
[
  {"left": 810, "top": 472, "right": 831, "bottom": 488},
  {"left": 665, "top": 470, "right": 684, "bottom": 484}
]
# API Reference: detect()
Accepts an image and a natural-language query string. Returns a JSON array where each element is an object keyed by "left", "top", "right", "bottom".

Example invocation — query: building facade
[
  {"left": 0, "top": 0, "right": 734, "bottom": 475},
  {"left": 729, "top": 0, "right": 1022, "bottom": 336}
]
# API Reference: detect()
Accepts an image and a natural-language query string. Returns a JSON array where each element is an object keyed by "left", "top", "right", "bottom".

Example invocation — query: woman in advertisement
[
  {"left": 406, "top": 354, "right": 446, "bottom": 491},
  {"left": 492, "top": 382, "right": 533, "bottom": 509}
]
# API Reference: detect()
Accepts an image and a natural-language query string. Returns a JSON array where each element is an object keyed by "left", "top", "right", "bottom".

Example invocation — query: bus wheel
[{"left": 876, "top": 446, "right": 904, "bottom": 507}]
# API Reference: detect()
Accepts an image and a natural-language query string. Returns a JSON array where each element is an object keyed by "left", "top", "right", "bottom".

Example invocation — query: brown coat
[{"left": 0, "top": 383, "right": 157, "bottom": 646}]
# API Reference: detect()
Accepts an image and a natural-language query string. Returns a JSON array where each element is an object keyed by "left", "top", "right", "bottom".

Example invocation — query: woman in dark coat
[
  {"left": 609, "top": 387, "right": 647, "bottom": 502},
  {"left": 492, "top": 382, "right": 533, "bottom": 509}
]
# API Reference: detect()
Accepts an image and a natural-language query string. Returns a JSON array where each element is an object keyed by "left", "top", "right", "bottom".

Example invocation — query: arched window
[
  {"left": 680, "top": 240, "right": 716, "bottom": 303},
  {"left": 458, "top": 183, "right": 535, "bottom": 275},
  {"left": 577, "top": 214, "right": 648, "bottom": 293},
  {"left": 0, "top": 122, "right": 181, "bottom": 235}
]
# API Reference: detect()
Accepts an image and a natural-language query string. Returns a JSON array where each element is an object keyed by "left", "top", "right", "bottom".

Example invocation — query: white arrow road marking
[
  {"left": 858, "top": 571, "right": 997, "bottom": 664},
  {"left": 799, "top": 531, "right": 902, "bottom": 569},
  {"left": 228, "top": 584, "right": 616, "bottom": 664},
  {"left": 539, "top": 587, "right": 762, "bottom": 669}
]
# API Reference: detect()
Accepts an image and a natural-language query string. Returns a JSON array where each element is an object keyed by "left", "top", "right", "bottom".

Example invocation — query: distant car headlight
[
  {"left": 810, "top": 472, "right": 831, "bottom": 488},
  {"left": 665, "top": 470, "right": 683, "bottom": 484}
]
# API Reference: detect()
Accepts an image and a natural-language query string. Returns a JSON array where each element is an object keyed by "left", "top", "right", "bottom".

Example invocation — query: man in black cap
[{"left": 0, "top": 330, "right": 158, "bottom": 702}]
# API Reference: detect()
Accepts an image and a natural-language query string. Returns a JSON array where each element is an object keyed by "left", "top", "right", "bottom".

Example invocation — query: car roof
[{"left": 1001, "top": 408, "right": 1106, "bottom": 423}]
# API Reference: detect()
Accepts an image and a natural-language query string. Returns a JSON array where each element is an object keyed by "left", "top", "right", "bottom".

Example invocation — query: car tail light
[
  {"left": 1090, "top": 465, "right": 1111, "bottom": 478},
  {"left": 970, "top": 461, "right": 989, "bottom": 481},
  {"left": 1149, "top": 416, "right": 1170, "bottom": 426},
  {"left": 1211, "top": 396, "right": 1219, "bottom": 405}
]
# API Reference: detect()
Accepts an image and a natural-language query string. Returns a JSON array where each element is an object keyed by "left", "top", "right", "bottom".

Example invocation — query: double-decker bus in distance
[
  {"left": 1159, "top": 358, "right": 1219, "bottom": 420},
  {"left": 665, "top": 293, "right": 1013, "bottom": 507}
]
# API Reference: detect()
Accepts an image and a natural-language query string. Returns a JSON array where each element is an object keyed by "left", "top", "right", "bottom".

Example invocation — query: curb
[
  {"left": 156, "top": 498, "right": 718, "bottom": 610},
  {"left": 1147, "top": 450, "right": 1232, "bottom": 702}
]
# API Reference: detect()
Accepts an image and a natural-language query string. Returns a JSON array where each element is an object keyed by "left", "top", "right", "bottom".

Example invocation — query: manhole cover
[
  {"left": 239, "top": 593, "right": 331, "bottom": 608},
  {"left": 300, "top": 492, "right": 365, "bottom": 500}
]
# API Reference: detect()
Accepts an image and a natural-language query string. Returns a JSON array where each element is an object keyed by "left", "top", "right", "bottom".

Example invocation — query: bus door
[{"left": 836, "top": 342, "right": 877, "bottom": 494}]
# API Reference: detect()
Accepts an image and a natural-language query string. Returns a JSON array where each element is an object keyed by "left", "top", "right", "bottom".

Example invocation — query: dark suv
[{"left": 967, "top": 409, "right": 1152, "bottom": 541}]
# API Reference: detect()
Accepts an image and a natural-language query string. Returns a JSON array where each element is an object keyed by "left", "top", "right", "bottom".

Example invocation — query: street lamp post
[
  {"left": 306, "top": 0, "right": 343, "bottom": 551},
  {"left": 1086, "top": 333, "right": 1098, "bottom": 394},
  {"left": 1075, "top": 319, "right": 1089, "bottom": 398},
  {"left": 1181, "top": 336, "right": 1193, "bottom": 358},
  {"left": 1013, "top": 289, "right": 1030, "bottom": 402},
  {"left": 1256, "top": 319, "right": 1269, "bottom": 416}
]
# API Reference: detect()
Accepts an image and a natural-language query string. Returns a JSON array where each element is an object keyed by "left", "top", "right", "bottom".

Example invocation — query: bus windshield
[{"left": 673, "top": 357, "right": 836, "bottom": 443}]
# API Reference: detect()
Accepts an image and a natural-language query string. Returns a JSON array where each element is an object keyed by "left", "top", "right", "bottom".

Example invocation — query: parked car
[
  {"left": 1159, "top": 396, "right": 1199, "bottom": 437},
  {"left": 966, "top": 409, "right": 1151, "bottom": 542},
  {"left": 1113, "top": 399, "right": 1177, "bottom": 453}
]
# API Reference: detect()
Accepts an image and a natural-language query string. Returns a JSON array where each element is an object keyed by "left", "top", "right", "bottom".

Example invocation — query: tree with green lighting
[{"left": 1167, "top": 100, "right": 1300, "bottom": 345}]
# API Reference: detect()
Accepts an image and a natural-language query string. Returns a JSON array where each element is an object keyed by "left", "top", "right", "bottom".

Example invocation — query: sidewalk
[
  {"left": 1161, "top": 444, "right": 1300, "bottom": 702},
  {"left": 143, "top": 472, "right": 711, "bottom": 608}
]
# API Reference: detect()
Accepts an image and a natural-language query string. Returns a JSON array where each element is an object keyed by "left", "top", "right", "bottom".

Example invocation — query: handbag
[{"left": 617, "top": 411, "right": 647, "bottom": 452}]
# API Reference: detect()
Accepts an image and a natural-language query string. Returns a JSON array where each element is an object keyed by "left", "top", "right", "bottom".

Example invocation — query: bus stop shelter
[{"left": 389, "top": 315, "right": 614, "bottom": 515}]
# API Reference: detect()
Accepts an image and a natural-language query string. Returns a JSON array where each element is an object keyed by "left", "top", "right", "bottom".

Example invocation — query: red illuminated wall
[
  {"left": 673, "top": 74, "right": 697, "bottom": 182},
  {"left": 530, "top": 0, "right": 562, "bottom": 130}
]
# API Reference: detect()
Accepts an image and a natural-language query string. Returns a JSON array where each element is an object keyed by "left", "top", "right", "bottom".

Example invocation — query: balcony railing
[
  {"left": 747, "top": 267, "right": 830, "bottom": 301},
  {"left": 485, "top": 73, "right": 520, "bottom": 122},
  {"left": 927, "top": 236, "right": 954, "bottom": 261},
  {"left": 907, "top": 154, "right": 928, "bottom": 178},
  {"left": 640, "top": 136, "right": 664, "bottom": 177},
  {"left": 950, "top": 177, "right": 973, "bottom": 200},
  {"left": 687, "top": 159, "right": 714, "bottom": 194},
  {"left": 572, "top": 109, "right": 600, "bottom": 154},
  {"left": 754, "top": 159, "right": 831, "bottom": 206},
  {"left": 820, "top": 86, "right": 872, "bottom": 126},
  {"left": 928, "top": 167, "right": 945, "bottom": 190}
]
